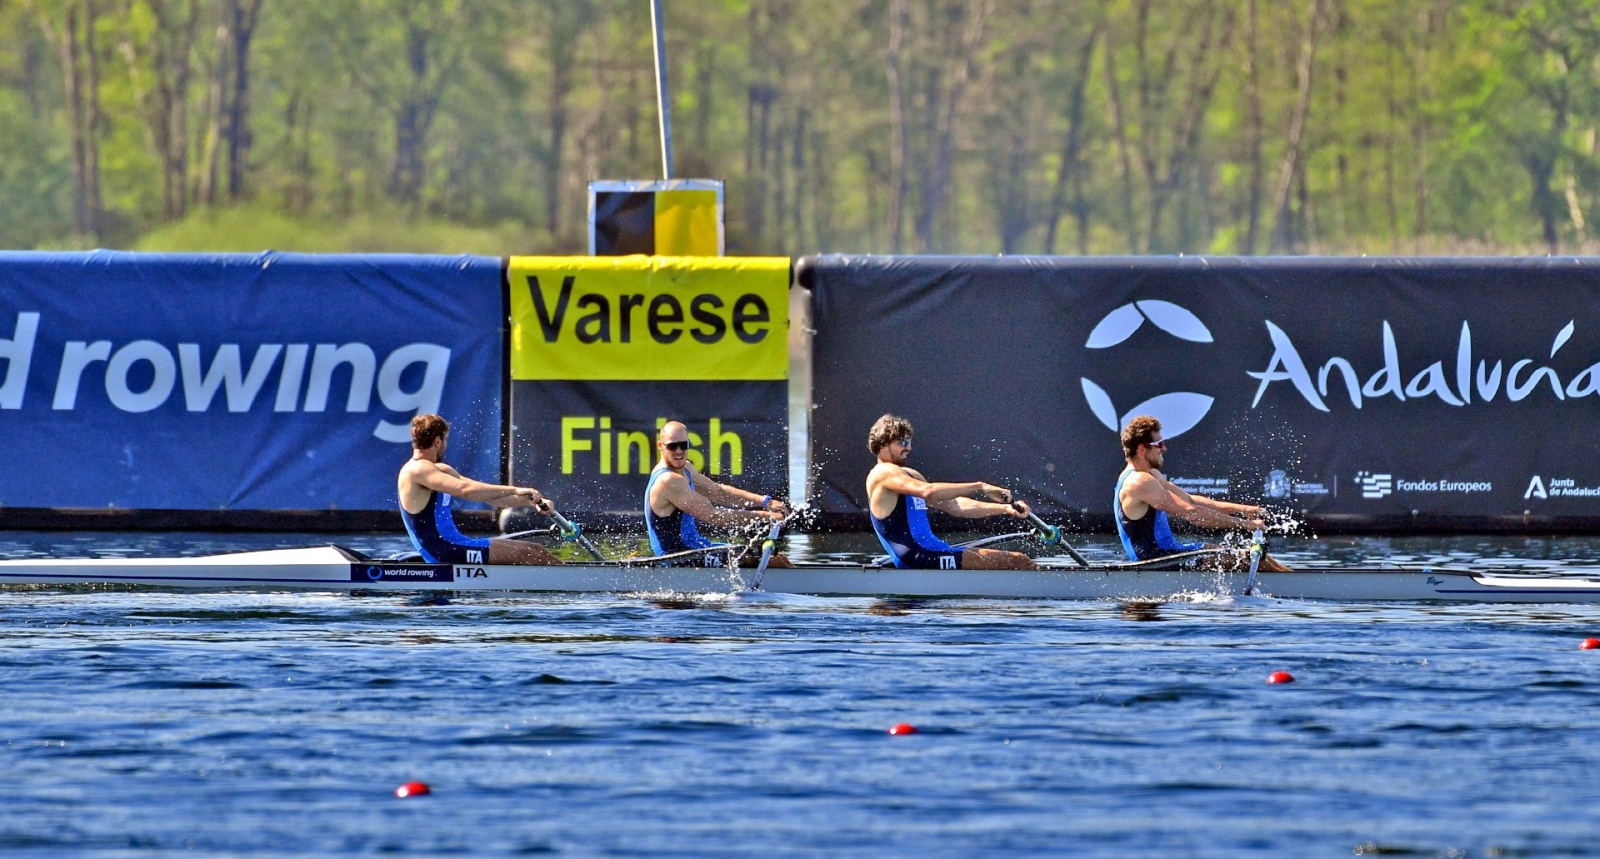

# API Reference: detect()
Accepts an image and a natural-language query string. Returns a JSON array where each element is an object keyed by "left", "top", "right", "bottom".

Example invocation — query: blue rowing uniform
[
  {"left": 645, "top": 465, "right": 728, "bottom": 565},
  {"left": 871, "top": 492, "right": 963, "bottom": 570},
  {"left": 1113, "top": 466, "right": 1203, "bottom": 562},
  {"left": 400, "top": 490, "right": 492, "bottom": 564}
]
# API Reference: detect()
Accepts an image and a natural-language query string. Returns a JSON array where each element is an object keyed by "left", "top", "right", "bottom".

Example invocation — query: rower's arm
[
  {"left": 1131, "top": 474, "right": 1260, "bottom": 531},
  {"left": 693, "top": 473, "right": 786, "bottom": 513},
  {"left": 934, "top": 496, "right": 1031, "bottom": 520},
  {"left": 413, "top": 462, "right": 547, "bottom": 509},
  {"left": 877, "top": 471, "right": 1005, "bottom": 506},
  {"left": 1188, "top": 494, "right": 1262, "bottom": 517},
  {"left": 658, "top": 473, "right": 779, "bottom": 526}
]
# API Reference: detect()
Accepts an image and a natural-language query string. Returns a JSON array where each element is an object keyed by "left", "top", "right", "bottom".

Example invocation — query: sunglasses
[
  {"left": 1146, "top": 440, "right": 1166, "bottom": 450},
  {"left": 663, "top": 441, "right": 691, "bottom": 452}
]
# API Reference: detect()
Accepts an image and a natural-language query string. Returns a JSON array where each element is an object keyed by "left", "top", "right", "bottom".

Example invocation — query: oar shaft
[
  {"left": 749, "top": 511, "right": 801, "bottom": 591},
  {"left": 501, "top": 526, "right": 557, "bottom": 541},
  {"left": 1242, "top": 528, "right": 1265, "bottom": 596}
]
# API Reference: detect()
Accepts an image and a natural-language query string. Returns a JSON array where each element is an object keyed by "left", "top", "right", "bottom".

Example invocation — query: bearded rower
[
  {"left": 864, "top": 414, "right": 1035, "bottom": 570},
  {"left": 398, "top": 414, "right": 563, "bottom": 565},
  {"left": 1115, "top": 415, "right": 1289, "bottom": 570}
]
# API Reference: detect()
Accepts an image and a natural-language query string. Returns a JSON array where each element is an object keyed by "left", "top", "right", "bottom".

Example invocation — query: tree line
[{"left": 1, "top": 0, "right": 1596, "bottom": 257}]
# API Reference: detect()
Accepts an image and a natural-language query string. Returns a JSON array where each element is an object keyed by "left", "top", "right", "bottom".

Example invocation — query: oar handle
[
  {"left": 1013, "top": 503, "right": 1091, "bottom": 567},
  {"left": 547, "top": 507, "right": 607, "bottom": 562},
  {"left": 1017, "top": 506, "right": 1061, "bottom": 545}
]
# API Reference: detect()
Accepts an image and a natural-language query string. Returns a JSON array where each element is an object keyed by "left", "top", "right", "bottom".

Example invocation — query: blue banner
[{"left": 0, "top": 251, "right": 503, "bottom": 511}]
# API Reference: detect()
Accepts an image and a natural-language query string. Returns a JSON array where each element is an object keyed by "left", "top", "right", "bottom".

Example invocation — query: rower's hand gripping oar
[
  {"left": 1242, "top": 528, "right": 1265, "bottom": 596},
  {"left": 1014, "top": 504, "right": 1090, "bottom": 567}
]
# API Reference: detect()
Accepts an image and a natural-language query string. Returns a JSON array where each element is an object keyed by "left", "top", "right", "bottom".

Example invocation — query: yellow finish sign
[{"left": 508, "top": 256, "right": 789, "bottom": 381}]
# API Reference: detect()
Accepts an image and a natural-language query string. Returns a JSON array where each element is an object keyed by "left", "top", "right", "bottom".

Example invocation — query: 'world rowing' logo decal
[{"left": 1080, "top": 300, "right": 1216, "bottom": 438}]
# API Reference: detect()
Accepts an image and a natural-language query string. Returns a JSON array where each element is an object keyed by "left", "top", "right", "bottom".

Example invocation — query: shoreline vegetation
[{"left": 4, "top": 1, "right": 1600, "bottom": 257}]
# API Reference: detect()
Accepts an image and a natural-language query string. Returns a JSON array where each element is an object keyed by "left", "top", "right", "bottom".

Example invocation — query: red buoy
[
  {"left": 1581, "top": 638, "right": 1600, "bottom": 650},
  {"left": 395, "top": 781, "right": 432, "bottom": 798},
  {"left": 888, "top": 723, "right": 919, "bottom": 735},
  {"left": 1266, "top": 671, "right": 1295, "bottom": 684}
]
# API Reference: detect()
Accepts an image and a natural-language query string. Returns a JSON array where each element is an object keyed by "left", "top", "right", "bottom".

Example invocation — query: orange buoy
[
  {"left": 1581, "top": 638, "right": 1600, "bottom": 650},
  {"left": 395, "top": 781, "right": 432, "bottom": 798},
  {"left": 888, "top": 723, "right": 919, "bottom": 735},
  {"left": 1266, "top": 671, "right": 1295, "bottom": 684}
]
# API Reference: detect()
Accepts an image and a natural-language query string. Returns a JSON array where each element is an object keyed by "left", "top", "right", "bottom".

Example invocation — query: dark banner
[
  {"left": 510, "top": 381, "right": 788, "bottom": 513},
  {"left": 807, "top": 255, "right": 1600, "bottom": 529},
  {"left": 0, "top": 251, "right": 502, "bottom": 511}
]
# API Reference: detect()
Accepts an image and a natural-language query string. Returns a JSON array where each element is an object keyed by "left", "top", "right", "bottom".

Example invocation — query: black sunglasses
[{"left": 663, "top": 441, "right": 691, "bottom": 452}]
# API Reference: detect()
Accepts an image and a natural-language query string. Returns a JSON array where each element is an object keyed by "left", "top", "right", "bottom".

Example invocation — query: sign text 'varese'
[{"left": 507, "top": 256, "right": 788, "bottom": 381}]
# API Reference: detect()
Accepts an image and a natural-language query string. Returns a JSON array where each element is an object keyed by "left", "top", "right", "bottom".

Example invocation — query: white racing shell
[{"left": 2, "top": 545, "right": 1600, "bottom": 603}]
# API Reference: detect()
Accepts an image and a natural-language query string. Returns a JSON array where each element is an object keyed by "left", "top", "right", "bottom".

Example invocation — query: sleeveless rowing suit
[
  {"left": 1113, "top": 466, "right": 1202, "bottom": 562},
  {"left": 645, "top": 465, "right": 728, "bottom": 566},
  {"left": 871, "top": 492, "right": 963, "bottom": 570},
  {"left": 400, "top": 490, "right": 491, "bottom": 564}
]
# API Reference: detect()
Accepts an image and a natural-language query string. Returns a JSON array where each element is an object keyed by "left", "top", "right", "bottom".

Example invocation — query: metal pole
[{"left": 650, "top": 0, "right": 674, "bottom": 178}]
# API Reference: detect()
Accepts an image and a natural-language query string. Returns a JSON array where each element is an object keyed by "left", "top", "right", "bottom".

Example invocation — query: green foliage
[
  {"left": 2, "top": 0, "right": 1600, "bottom": 255},
  {"left": 0, "top": 90, "right": 73, "bottom": 248},
  {"left": 134, "top": 204, "right": 552, "bottom": 255}
]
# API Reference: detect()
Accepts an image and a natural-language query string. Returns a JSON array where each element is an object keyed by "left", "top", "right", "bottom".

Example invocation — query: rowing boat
[{"left": 3, "top": 545, "right": 1600, "bottom": 603}]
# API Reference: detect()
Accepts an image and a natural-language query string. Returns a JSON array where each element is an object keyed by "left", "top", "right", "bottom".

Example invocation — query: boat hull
[{"left": 1, "top": 546, "right": 1600, "bottom": 603}]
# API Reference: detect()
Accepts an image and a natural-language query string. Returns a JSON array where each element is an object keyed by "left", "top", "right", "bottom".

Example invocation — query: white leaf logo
[
  {"left": 1080, "top": 378, "right": 1119, "bottom": 431},
  {"left": 1136, "top": 300, "right": 1213, "bottom": 343},
  {"left": 1081, "top": 299, "right": 1216, "bottom": 438},
  {"left": 1120, "top": 392, "right": 1215, "bottom": 439},
  {"left": 1084, "top": 304, "right": 1146, "bottom": 348},
  {"left": 1552, "top": 320, "right": 1575, "bottom": 357}
]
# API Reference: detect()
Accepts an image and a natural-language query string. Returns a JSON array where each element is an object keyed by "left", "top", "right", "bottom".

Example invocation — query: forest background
[{"left": 1, "top": 0, "right": 1596, "bottom": 257}]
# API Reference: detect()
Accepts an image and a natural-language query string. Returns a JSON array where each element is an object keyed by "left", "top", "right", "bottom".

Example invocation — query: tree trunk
[
  {"left": 32, "top": 0, "right": 102, "bottom": 240},
  {"left": 915, "top": 0, "right": 993, "bottom": 252},
  {"left": 1102, "top": 36, "right": 1139, "bottom": 252},
  {"left": 225, "top": 0, "right": 262, "bottom": 201},
  {"left": 884, "top": 0, "right": 908, "bottom": 253},
  {"left": 1045, "top": 25, "right": 1100, "bottom": 255},
  {"left": 1242, "top": 0, "right": 1262, "bottom": 253},
  {"left": 545, "top": 23, "right": 572, "bottom": 235},
  {"left": 1268, "top": 0, "right": 1330, "bottom": 253},
  {"left": 196, "top": 16, "right": 227, "bottom": 206},
  {"left": 388, "top": 22, "right": 429, "bottom": 205}
]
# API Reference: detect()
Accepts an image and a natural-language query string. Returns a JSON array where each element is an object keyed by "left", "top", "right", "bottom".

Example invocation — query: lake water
[{"left": 2, "top": 530, "right": 1599, "bottom": 856}]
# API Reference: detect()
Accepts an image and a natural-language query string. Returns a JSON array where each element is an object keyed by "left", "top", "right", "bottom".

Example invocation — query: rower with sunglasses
[
  {"left": 1116, "top": 415, "right": 1289, "bottom": 570},
  {"left": 865, "top": 414, "right": 1035, "bottom": 570},
  {"left": 645, "top": 420, "right": 791, "bottom": 567}
]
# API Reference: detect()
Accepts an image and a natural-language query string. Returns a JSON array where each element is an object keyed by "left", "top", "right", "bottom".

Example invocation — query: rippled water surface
[{"left": 2, "top": 531, "right": 1600, "bottom": 857}]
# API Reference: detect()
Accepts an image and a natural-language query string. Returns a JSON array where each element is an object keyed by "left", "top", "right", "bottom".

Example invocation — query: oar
[
  {"left": 504, "top": 505, "right": 606, "bottom": 561},
  {"left": 956, "top": 530, "right": 1034, "bottom": 550},
  {"left": 749, "top": 508, "right": 803, "bottom": 591},
  {"left": 501, "top": 525, "right": 561, "bottom": 541},
  {"left": 1242, "top": 528, "right": 1265, "bottom": 596},
  {"left": 1016, "top": 504, "right": 1091, "bottom": 567},
  {"left": 547, "top": 507, "right": 607, "bottom": 562}
]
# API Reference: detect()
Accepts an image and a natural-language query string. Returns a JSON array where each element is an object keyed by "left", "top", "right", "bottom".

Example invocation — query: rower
[
  {"left": 1115, "top": 415, "right": 1290, "bottom": 570},
  {"left": 864, "top": 414, "right": 1035, "bottom": 570},
  {"left": 398, "top": 414, "right": 563, "bottom": 565},
  {"left": 645, "top": 420, "right": 791, "bottom": 567}
]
